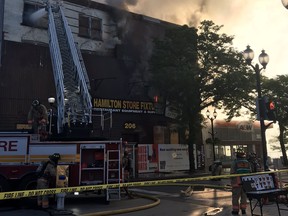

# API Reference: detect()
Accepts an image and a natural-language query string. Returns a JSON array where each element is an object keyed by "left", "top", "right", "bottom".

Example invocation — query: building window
[
  {"left": 22, "top": 3, "right": 48, "bottom": 29},
  {"left": 79, "top": 14, "right": 102, "bottom": 41}
]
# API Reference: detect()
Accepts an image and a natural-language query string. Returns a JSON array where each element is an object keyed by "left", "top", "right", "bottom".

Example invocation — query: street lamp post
[
  {"left": 243, "top": 45, "right": 270, "bottom": 171},
  {"left": 282, "top": 0, "right": 288, "bottom": 9},
  {"left": 48, "top": 97, "right": 55, "bottom": 135},
  {"left": 206, "top": 109, "right": 217, "bottom": 161}
]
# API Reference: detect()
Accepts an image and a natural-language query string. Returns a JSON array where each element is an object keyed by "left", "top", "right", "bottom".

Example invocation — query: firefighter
[
  {"left": 122, "top": 151, "right": 132, "bottom": 181},
  {"left": 27, "top": 99, "right": 48, "bottom": 139},
  {"left": 37, "top": 153, "right": 61, "bottom": 209},
  {"left": 122, "top": 151, "right": 133, "bottom": 198},
  {"left": 230, "top": 148, "right": 252, "bottom": 215}
]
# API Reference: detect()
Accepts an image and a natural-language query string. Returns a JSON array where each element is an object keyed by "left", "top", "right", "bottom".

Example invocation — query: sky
[
  {"left": 96, "top": 0, "right": 288, "bottom": 79},
  {"left": 94, "top": 0, "right": 288, "bottom": 158}
]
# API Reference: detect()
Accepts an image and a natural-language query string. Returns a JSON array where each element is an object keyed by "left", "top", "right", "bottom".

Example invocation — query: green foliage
[
  {"left": 262, "top": 75, "right": 288, "bottom": 124},
  {"left": 262, "top": 75, "right": 288, "bottom": 165},
  {"left": 150, "top": 20, "right": 256, "bottom": 125},
  {"left": 149, "top": 20, "right": 257, "bottom": 170}
]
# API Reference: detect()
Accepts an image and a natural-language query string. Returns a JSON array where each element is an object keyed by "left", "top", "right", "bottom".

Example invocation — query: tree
[
  {"left": 262, "top": 75, "right": 288, "bottom": 166},
  {"left": 149, "top": 20, "right": 256, "bottom": 171}
]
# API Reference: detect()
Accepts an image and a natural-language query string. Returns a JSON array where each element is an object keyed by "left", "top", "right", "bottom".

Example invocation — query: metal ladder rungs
[
  {"left": 106, "top": 149, "right": 121, "bottom": 201},
  {"left": 107, "top": 189, "right": 121, "bottom": 200}
]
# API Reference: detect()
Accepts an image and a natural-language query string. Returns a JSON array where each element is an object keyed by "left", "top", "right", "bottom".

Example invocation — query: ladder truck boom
[{"left": 47, "top": 1, "right": 92, "bottom": 134}]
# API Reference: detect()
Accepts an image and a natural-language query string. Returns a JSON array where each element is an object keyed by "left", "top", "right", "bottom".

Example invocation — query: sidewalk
[
  {"left": 179, "top": 181, "right": 288, "bottom": 216},
  {"left": 135, "top": 170, "right": 210, "bottom": 181},
  {"left": 216, "top": 200, "right": 288, "bottom": 216},
  {"left": 135, "top": 170, "right": 288, "bottom": 216}
]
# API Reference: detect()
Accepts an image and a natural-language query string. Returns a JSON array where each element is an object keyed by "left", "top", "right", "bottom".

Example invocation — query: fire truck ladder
[
  {"left": 47, "top": 2, "right": 92, "bottom": 134},
  {"left": 106, "top": 150, "right": 121, "bottom": 201}
]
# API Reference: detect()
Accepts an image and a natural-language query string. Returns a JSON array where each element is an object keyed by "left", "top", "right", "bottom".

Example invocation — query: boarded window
[{"left": 79, "top": 14, "right": 102, "bottom": 41}]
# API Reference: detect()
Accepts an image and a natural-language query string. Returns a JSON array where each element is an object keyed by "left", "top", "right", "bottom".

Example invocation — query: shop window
[
  {"left": 22, "top": 3, "right": 48, "bottom": 29},
  {"left": 215, "top": 145, "right": 232, "bottom": 161},
  {"left": 79, "top": 14, "right": 102, "bottom": 41}
]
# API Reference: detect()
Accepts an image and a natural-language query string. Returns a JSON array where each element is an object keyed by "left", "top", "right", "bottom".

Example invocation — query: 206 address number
[{"left": 124, "top": 123, "right": 136, "bottom": 129}]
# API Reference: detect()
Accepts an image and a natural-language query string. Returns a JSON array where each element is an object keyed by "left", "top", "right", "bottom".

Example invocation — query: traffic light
[
  {"left": 266, "top": 100, "right": 277, "bottom": 122},
  {"left": 153, "top": 95, "right": 159, "bottom": 103},
  {"left": 256, "top": 97, "right": 277, "bottom": 122}
]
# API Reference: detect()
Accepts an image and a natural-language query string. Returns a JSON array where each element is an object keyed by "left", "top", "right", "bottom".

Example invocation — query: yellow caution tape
[{"left": 0, "top": 169, "right": 287, "bottom": 200}]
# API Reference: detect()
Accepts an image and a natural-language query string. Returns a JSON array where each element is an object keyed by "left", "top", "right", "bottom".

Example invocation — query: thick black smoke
[
  {"left": 105, "top": 0, "right": 208, "bottom": 27},
  {"left": 106, "top": 0, "right": 138, "bottom": 10}
]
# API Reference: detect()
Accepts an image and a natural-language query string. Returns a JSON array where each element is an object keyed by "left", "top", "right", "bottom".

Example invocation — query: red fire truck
[
  {"left": 0, "top": 132, "right": 123, "bottom": 201},
  {"left": 0, "top": 1, "right": 125, "bottom": 202}
]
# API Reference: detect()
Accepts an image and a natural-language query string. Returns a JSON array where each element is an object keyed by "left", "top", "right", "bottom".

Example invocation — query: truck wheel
[
  {"left": 18, "top": 174, "right": 38, "bottom": 191},
  {"left": 18, "top": 175, "right": 38, "bottom": 206},
  {"left": 0, "top": 176, "right": 11, "bottom": 207},
  {"left": 0, "top": 176, "right": 10, "bottom": 192}
]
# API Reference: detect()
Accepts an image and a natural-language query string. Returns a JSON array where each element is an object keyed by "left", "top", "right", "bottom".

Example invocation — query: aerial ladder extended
[{"left": 46, "top": 1, "right": 92, "bottom": 135}]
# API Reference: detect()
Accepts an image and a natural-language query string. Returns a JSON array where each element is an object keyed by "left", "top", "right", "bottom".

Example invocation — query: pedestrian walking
[
  {"left": 230, "top": 148, "right": 252, "bottom": 215},
  {"left": 27, "top": 99, "right": 48, "bottom": 139},
  {"left": 211, "top": 160, "right": 223, "bottom": 181},
  {"left": 36, "top": 153, "right": 61, "bottom": 209}
]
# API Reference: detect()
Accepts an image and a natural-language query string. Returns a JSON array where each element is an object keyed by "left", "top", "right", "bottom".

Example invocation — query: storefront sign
[
  {"left": 237, "top": 121, "right": 253, "bottom": 132},
  {"left": 93, "top": 98, "right": 156, "bottom": 114}
]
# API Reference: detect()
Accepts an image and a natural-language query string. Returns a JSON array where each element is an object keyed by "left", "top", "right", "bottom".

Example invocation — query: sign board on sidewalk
[
  {"left": 158, "top": 144, "right": 189, "bottom": 172},
  {"left": 137, "top": 144, "right": 189, "bottom": 173}
]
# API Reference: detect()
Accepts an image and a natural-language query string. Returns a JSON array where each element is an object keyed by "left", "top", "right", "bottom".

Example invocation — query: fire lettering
[
  {"left": 15, "top": 192, "right": 25, "bottom": 198},
  {"left": 4, "top": 193, "right": 14, "bottom": 199},
  {"left": 0, "top": 141, "right": 18, "bottom": 152}
]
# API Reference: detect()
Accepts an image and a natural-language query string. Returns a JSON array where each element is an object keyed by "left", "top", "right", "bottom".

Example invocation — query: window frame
[
  {"left": 78, "top": 13, "right": 102, "bottom": 41},
  {"left": 22, "top": 2, "right": 48, "bottom": 29}
]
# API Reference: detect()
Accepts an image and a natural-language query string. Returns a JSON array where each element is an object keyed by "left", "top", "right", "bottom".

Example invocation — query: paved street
[
  {"left": 1, "top": 187, "right": 288, "bottom": 216},
  {"left": 1, "top": 171, "right": 288, "bottom": 215}
]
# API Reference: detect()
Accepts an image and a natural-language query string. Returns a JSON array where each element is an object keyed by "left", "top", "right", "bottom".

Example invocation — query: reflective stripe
[
  {"left": 29, "top": 154, "right": 78, "bottom": 163},
  {"left": 42, "top": 199, "right": 49, "bottom": 208},
  {"left": 0, "top": 155, "right": 26, "bottom": 163},
  {"left": 240, "top": 204, "right": 247, "bottom": 209},
  {"left": 235, "top": 159, "right": 251, "bottom": 174},
  {"left": 1, "top": 153, "right": 80, "bottom": 164}
]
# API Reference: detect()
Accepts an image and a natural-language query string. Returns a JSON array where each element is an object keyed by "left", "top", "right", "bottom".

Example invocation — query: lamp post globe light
[
  {"left": 48, "top": 97, "right": 55, "bottom": 106},
  {"left": 243, "top": 45, "right": 270, "bottom": 171},
  {"left": 282, "top": 0, "right": 288, "bottom": 9},
  {"left": 48, "top": 97, "right": 56, "bottom": 135},
  {"left": 206, "top": 108, "right": 217, "bottom": 161}
]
